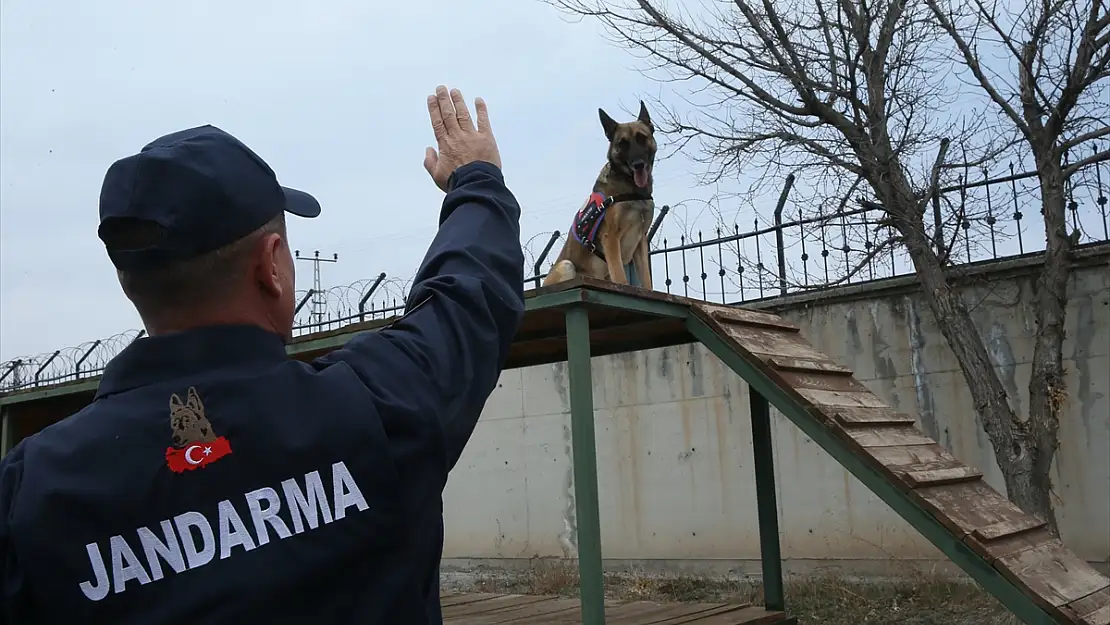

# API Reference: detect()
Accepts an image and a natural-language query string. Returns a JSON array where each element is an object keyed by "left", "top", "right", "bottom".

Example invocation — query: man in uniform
[{"left": 0, "top": 85, "right": 525, "bottom": 624}]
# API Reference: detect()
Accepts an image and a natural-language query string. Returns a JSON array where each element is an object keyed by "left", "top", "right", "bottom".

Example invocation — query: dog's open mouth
[{"left": 631, "top": 161, "right": 650, "bottom": 188}]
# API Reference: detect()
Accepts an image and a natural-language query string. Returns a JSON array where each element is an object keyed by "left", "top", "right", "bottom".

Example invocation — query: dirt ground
[{"left": 440, "top": 559, "right": 1021, "bottom": 625}]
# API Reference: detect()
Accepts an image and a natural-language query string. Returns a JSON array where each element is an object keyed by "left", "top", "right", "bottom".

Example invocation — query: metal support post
[
  {"left": 0, "top": 407, "right": 12, "bottom": 459},
  {"left": 749, "top": 389, "right": 785, "bottom": 611},
  {"left": 565, "top": 305, "right": 605, "bottom": 625},
  {"left": 625, "top": 262, "right": 641, "bottom": 288}
]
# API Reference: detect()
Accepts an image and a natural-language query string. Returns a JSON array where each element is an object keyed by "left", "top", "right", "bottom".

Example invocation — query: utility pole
[{"left": 295, "top": 250, "right": 338, "bottom": 326}]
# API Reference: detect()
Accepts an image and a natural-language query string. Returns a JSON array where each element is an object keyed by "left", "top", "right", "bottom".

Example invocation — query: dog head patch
[
  {"left": 599, "top": 101, "right": 657, "bottom": 189},
  {"left": 165, "top": 386, "right": 233, "bottom": 473}
]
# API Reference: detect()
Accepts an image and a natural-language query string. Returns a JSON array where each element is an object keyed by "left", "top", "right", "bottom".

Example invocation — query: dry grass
[
  {"left": 449, "top": 558, "right": 1021, "bottom": 625},
  {"left": 782, "top": 575, "right": 1021, "bottom": 625}
]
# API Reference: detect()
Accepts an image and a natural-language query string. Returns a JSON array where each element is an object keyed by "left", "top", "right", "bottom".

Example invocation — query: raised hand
[{"left": 423, "top": 85, "right": 502, "bottom": 192}]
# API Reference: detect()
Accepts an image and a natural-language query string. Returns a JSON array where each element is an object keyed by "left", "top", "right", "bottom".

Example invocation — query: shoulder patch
[{"left": 165, "top": 386, "right": 232, "bottom": 473}]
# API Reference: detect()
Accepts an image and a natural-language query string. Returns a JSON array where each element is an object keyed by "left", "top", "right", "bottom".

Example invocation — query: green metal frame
[
  {"left": 0, "top": 285, "right": 1067, "bottom": 624},
  {"left": 565, "top": 306, "right": 606, "bottom": 625},
  {"left": 749, "top": 391, "right": 785, "bottom": 611},
  {"left": 542, "top": 287, "right": 1057, "bottom": 624},
  {"left": 553, "top": 290, "right": 787, "bottom": 624},
  {"left": 0, "top": 406, "right": 11, "bottom": 459}
]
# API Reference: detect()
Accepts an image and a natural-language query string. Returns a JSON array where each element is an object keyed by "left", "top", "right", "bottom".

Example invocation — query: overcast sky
[
  {"left": 0, "top": 0, "right": 743, "bottom": 361},
  {"left": 2, "top": 0, "right": 1103, "bottom": 364}
]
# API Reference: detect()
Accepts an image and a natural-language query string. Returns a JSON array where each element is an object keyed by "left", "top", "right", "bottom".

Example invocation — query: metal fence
[
  {"left": 2, "top": 152, "right": 1107, "bottom": 393},
  {"left": 647, "top": 151, "right": 1109, "bottom": 304}
]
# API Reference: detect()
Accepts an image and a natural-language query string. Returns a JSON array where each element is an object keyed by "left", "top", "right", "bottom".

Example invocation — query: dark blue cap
[{"left": 98, "top": 124, "right": 320, "bottom": 271}]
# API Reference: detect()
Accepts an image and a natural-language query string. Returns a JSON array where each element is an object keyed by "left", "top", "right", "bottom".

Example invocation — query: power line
[{"left": 295, "top": 249, "right": 338, "bottom": 326}]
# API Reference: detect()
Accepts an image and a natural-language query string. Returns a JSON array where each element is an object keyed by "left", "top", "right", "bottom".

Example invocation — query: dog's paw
[{"left": 543, "top": 260, "right": 577, "bottom": 286}]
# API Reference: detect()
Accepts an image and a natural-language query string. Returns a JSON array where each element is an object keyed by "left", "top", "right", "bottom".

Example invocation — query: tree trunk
[
  {"left": 875, "top": 168, "right": 1058, "bottom": 532},
  {"left": 1021, "top": 149, "right": 1071, "bottom": 536}
]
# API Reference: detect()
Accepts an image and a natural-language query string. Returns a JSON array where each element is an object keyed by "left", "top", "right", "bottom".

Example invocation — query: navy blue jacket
[{"left": 0, "top": 161, "right": 526, "bottom": 625}]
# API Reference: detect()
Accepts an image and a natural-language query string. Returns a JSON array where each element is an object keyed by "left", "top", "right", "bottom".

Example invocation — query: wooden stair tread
[
  {"left": 776, "top": 370, "right": 873, "bottom": 394},
  {"left": 1064, "top": 587, "right": 1110, "bottom": 625},
  {"left": 841, "top": 425, "right": 937, "bottom": 448},
  {"left": 766, "top": 356, "right": 853, "bottom": 375},
  {"left": 897, "top": 463, "right": 983, "bottom": 487},
  {"left": 995, "top": 540, "right": 1110, "bottom": 621},
  {"left": 827, "top": 405, "right": 917, "bottom": 426},
  {"left": 717, "top": 324, "right": 832, "bottom": 363},
  {"left": 972, "top": 516, "right": 1048, "bottom": 542},
  {"left": 913, "top": 481, "right": 1037, "bottom": 540},
  {"left": 700, "top": 303, "right": 800, "bottom": 332}
]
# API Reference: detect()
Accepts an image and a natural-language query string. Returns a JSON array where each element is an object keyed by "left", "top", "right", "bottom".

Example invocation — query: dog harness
[{"left": 571, "top": 191, "right": 653, "bottom": 260}]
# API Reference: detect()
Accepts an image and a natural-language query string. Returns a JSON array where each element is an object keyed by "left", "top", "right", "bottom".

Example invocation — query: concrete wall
[{"left": 441, "top": 247, "right": 1110, "bottom": 574}]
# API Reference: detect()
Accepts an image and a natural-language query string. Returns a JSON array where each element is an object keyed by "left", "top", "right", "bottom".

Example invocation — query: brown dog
[{"left": 543, "top": 102, "right": 657, "bottom": 290}]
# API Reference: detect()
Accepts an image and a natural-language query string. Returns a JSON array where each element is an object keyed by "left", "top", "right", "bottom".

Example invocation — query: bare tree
[
  {"left": 543, "top": 0, "right": 1080, "bottom": 532},
  {"left": 925, "top": 0, "right": 1110, "bottom": 534}
]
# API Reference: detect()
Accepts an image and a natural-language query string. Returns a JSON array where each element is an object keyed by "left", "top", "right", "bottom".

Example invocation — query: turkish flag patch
[{"left": 165, "top": 437, "right": 233, "bottom": 473}]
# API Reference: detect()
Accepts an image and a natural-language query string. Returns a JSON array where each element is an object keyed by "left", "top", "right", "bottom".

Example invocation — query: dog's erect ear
[
  {"left": 169, "top": 393, "right": 183, "bottom": 411},
  {"left": 186, "top": 386, "right": 203, "bottom": 413},
  {"left": 599, "top": 108, "right": 619, "bottom": 141},
  {"left": 637, "top": 101, "right": 653, "bottom": 131}
]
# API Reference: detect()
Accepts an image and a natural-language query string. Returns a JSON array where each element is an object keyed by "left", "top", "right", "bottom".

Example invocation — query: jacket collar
[{"left": 95, "top": 324, "right": 288, "bottom": 399}]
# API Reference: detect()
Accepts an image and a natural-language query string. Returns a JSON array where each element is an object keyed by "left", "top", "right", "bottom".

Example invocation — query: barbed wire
[
  {"left": 0, "top": 329, "right": 146, "bottom": 391},
  {"left": 2, "top": 155, "right": 1107, "bottom": 393}
]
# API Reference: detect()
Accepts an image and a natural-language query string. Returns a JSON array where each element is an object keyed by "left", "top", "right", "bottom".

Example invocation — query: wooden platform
[{"left": 441, "top": 593, "right": 791, "bottom": 624}]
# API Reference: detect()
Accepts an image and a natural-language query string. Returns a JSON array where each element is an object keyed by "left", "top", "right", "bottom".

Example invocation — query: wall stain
[
  {"left": 1073, "top": 293, "right": 1102, "bottom": 443},
  {"left": 688, "top": 343, "right": 705, "bottom": 397},
  {"left": 626, "top": 406, "right": 644, "bottom": 545},
  {"left": 643, "top": 349, "right": 657, "bottom": 403},
  {"left": 558, "top": 413, "right": 577, "bottom": 558},
  {"left": 906, "top": 296, "right": 941, "bottom": 444},
  {"left": 679, "top": 401, "right": 697, "bottom": 498},
  {"left": 551, "top": 361, "right": 577, "bottom": 557},
  {"left": 680, "top": 400, "right": 693, "bottom": 454},
  {"left": 868, "top": 301, "right": 900, "bottom": 404},
  {"left": 845, "top": 307, "right": 862, "bottom": 364},
  {"left": 841, "top": 471, "right": 855, "bottom": 535},
  {"left": 552, "top": 361, "right": 569, "bottom": 412},
  {"left": 659, "top": 346, "right": 673, "bottom": 387},
  {"left": 985, "top": 322, "right": 1022, "bottom": 423},
  {"left": 712, "top": 397, "right": 730, "bottom": 516},
  {"left": 618, "top": 351, "right": 640, "bottom": 406}
]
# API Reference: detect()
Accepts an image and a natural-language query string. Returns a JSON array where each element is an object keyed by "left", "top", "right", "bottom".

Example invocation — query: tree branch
[
  {"left": 1060, "top": 126, "right": 1110, "bottom": 152},
  {"left": 1062, "top": 148, "right": 1110, "bottom": 177},
  {"left": 925, "top": 0, "right": 1033, "bottom": 140},
  {"left": 1048, "top": 0, "right": 1109, "bottom": 135},
  {"left": 927, "top": 137, "right": 953, "bottom": 200}
]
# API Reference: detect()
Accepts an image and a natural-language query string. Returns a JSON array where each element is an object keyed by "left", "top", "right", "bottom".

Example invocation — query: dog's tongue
[{"left": 634, "top": 167, "right": 649, "bottom": 188}]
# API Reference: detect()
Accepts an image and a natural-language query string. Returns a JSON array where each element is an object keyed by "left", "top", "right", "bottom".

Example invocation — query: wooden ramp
[
  {"left": 441, "top": 593, "right": 789, "bottom": 624},
  {"left": 684, "top": 300, "right": 1110, "bottom": 625}
]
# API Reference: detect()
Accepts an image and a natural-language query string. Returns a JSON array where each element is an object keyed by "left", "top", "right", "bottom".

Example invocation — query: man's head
[{"left": 98, "top": 125, "right": 321, "bottom": 340}]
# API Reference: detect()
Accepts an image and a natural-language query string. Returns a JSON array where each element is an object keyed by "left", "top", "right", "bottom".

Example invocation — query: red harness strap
[
  {"left": 571, "top": 192, "right": 609, "bottom": 260},
  {"left": 569, "top": 192, "right": 654, "bottom": 261}
]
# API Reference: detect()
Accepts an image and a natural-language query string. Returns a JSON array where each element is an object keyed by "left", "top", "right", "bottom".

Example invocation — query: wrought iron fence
[
  {"left": 646, "top": 151, "right": 1108, "bottom": 304},
  {"left": 2, "top": 151, "right": 1107, "bottom": 394}
]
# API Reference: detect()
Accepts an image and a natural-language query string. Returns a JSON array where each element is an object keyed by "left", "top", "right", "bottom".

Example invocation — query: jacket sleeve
[
  {"left": 0, "top": 442, "right": 29, "bottom": 625},
  {"left": 312, "top": 160, "right": 526, "bottom": 473}
]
